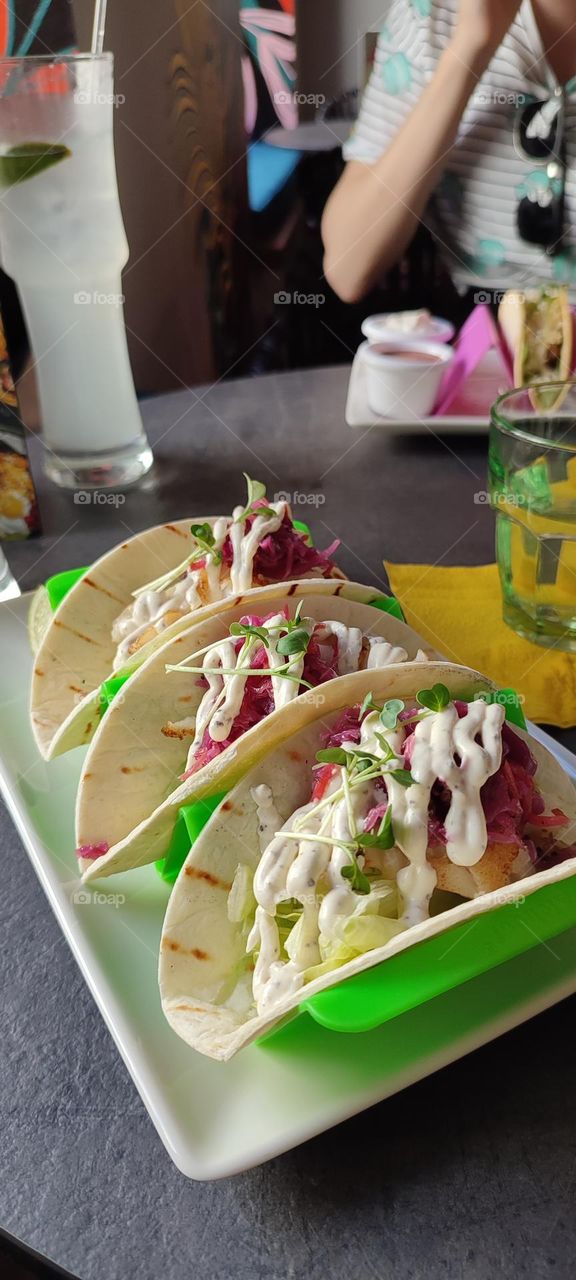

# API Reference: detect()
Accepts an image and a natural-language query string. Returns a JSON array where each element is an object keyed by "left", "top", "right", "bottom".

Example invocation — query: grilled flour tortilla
[
  {"left": 78, "top": 592, "right": 434, "bottom": 881},
  {"left": 159, "top": 664, "right": 576, "bottom": 1061},
  {"left": 498, "top": 286, "right": 573, "bottom": 410},
  {"left": 30, "top": 478, "right": 345, "bottom": 761}
]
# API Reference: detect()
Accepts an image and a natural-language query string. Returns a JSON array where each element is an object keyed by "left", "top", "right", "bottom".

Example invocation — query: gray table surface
[{"left": 2, "top": 365, "right": 576, "bottom": 1280}]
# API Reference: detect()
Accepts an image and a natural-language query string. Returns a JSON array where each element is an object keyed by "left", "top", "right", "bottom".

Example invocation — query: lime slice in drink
[
  {"left": 0, "top": 142, "right": 71, "bottom": 187},
  {"left": 27, "top": 584, "right": 53, "bottom": 656}
]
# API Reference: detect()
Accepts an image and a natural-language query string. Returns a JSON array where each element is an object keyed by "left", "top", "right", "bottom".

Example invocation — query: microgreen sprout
[
  {"left": 388, "top": 769, "right": 413, "bottom": 787},
  {"left": 189, "top": 522, "right": 222, "bottom": 566},
  {"left": 359, "top": 691, "right": 380, "bottom": 720},
  {"left": 341, "top": 854, "right": 371, "bottom": 894},
  {"left": 379, "top": 698, "right": 405, "bottom": 730},
  {"left": 356, "top": 805, "right": 395, "bottom": 851},
  {"left": 168, "top": 610, "right": 314, "bottom": 685},
  {"left": 416, "top": 683, "right": 451, "bottom": 713},
  {"left": 229, "top": 621, "right": 272, "bottom": 646},
  {"left": 276, "top": 626, "right": 311, "bottom": 657},
  {"left": 316, "top": 748, "right": 349, "bottom": 766},
  {"left": 234, "top": 474, "right": 276, "bottom": 523},
  {"left": 373, "top": 732, "right": 397, "bottom": 764}
]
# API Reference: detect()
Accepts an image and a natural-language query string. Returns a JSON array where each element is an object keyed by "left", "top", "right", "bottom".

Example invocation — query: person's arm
[{"left": 322, "top": 3, "right": 523, "bottom": 303}]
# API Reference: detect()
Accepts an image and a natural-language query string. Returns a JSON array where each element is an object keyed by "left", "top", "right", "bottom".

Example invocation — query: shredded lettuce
[
  {"left": 284, "top": 877, "right": 401, "bottom": 980},
  {"left": 338, "top": 913, "right": 403, "bottom": 952},
  {"left": 227, "top": 864, "right": 256, "bottom": 925}
]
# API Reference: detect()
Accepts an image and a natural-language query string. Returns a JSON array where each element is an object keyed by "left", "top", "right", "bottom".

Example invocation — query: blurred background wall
[{"left": 297, "top": 0, "right": 391, "bottom": 105}]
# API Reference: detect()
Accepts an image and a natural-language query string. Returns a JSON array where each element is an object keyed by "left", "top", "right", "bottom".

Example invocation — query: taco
[
  {"left": 30, "top": 476, "right": 345, "bottom": 760},
  {"left": 498, "top": 286, "right": 573, "bottom": 410},
  {"left": 159, "top": 664, "right": 576, "bottom": 1061},
  {"left": 77, "top": 591, "right": 433, "bottom": 880}
]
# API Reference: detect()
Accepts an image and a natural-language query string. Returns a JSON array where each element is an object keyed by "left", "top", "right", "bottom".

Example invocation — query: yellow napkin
[{"left": 385, "top": 561, "right": 576, "bottom": 728}]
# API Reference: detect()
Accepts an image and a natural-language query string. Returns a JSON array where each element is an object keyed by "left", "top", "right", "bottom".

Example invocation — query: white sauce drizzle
[
  {"left": 251, "top": 784, "right": 285, "bottom": 851},
  {"left": 315, "top": 621, "right": 363, "bottom": 674},
  {"left": 393, "top": 701, "right": 504, "bottom": 907},
  {"left": 229, "top": 502, "right": 286, "bottom": 592},
  {"left": 366, "top": 638, "right": 409, "bottom": 668},
  {"left": 245, "top": 700, "right": 506, "bottom": 1010},
  {"left": 174, "top": 617, "right": 411, "bottom": 773},
  {"left": 112, "top": 577, "right": 202, "bottom": 670},
  {"left": 111, "top": 505, "right": 290, "bottom": 669},
  {"left": 180, "top": 613, "right": 308, "bottom": 772}
]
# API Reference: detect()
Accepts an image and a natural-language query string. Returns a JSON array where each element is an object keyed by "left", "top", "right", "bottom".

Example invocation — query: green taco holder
[
  {"left": 255, "top": 870, "right": 576, "bottom": 1051},
  {"left": 156, "top": 793, "right": 228, "bottom": 884},
  {"left": 292, "top": 518, "right": 312, "bottom": 542},
  {"left": 99, "top": 673, "right": 131, "bottom": 715},
  {"left": 46, "top": 568, "right": 135, "bottom": 720},
  {"left": 292, "top": 873, "right": 576, "bottom": 1036},
  {"left": 368, "top": 594, "right": 405, "bottom": 622},
  {"left": 45, "top": 566, "right": 89, "bottom": 611}
]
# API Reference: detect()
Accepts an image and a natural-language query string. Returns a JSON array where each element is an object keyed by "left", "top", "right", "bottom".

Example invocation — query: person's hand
[{"left": 452, "top": 0, "right": 523, "bottom": 65}]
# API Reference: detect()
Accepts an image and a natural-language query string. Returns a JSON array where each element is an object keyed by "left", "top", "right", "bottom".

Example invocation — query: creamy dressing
[
  {"left": 173, "top": 616, "right": 410, "bottom": 774},
  {"left": 112, "top": 577, "right": 203, "bottom": 670},
  {"left": 229, "top": 502, "right": 287, "bottom": 592},
  {"left": 248, "top": 766, "right": 372, "bottom": 1010},
  {"left": 251, "top": 784, "right": 285, "bottom": 851},
  {"left": 392, "top": 702, "right": 504, "bottom": 924},
  {"left": 265, "top": 615, "right": 309, "bottom": 712},
  {"left": 188, "top": 638, "right": 242, "bottom": 753},
  {"left": 248, "top": 792, "right": 330, "bottom": 1011},
  {"left": 315, "top": 621, "right": 363, "bottom": 674},
  {"left": 245, "top": 699, "right": 506, "bottom": 1011},
  {"left": 111, "top": 504, "right": 290, "bottom": 668},
  {"left": 366, "top": 638, "right": 409, "bottom": 668},
  {"left": 179, "top": 613, "right": 309, "bottom": 772}
]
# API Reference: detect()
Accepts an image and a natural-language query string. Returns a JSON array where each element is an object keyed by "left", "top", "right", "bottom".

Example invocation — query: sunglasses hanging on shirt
[{"left": 513, "top": 85, "right": 566, "bottom": 256}]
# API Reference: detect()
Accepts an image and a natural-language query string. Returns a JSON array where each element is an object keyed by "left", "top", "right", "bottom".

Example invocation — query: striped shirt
[{"left": 343, "top": 0, "right": 576, "bottom": 294}]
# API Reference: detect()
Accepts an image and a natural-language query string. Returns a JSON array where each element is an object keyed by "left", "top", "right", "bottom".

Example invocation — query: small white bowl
[
  {"left": 360, "top": 339, "right": 454, "bottom": 421},
  {"left": 361, "top": 312, "right": 454, "bottom": 346}
]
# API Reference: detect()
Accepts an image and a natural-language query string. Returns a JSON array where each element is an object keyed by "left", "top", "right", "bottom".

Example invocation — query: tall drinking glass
[
  {"left": 0, "top": 54, "right": 153, "bottom": 489},
  {"left": 489, "top": 383, "right": 576, "bottom": 651}
]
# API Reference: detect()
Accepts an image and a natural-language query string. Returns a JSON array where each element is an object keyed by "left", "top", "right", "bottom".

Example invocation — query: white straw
[{"left": 91, "top": 0, "right": 108, "bottom": 56}]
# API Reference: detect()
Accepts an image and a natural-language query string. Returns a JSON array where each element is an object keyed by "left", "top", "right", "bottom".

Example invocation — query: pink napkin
[{"left": 434, "top": 305, "right": 513, "bottom": 416}]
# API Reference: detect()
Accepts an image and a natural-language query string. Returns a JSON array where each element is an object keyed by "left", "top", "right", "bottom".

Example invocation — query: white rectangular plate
[
  {"left": 346, "top": 348, "right": 507, "bottom": 433},
  {"left": 3, "top": 593, "right": 576, "bottom": 1180}
]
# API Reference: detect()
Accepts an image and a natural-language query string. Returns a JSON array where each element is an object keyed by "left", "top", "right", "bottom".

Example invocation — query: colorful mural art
[
  {"left": 240, "top": 0, "right": 297, "bottom": 136},
  {"left": 0, "top": 0, "right": 75, "bottom": 60}
]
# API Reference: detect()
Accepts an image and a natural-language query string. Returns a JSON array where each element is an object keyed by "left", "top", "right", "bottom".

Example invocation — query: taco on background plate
[
  {"left": 498, "top": 285, "right": 573, "bottom": 410},
  {"left": 78, "top": 591, "right": 434, "bottom": 881},
  {"left": 159, "top": 663, "right": 576, "bottom": 1061}
]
